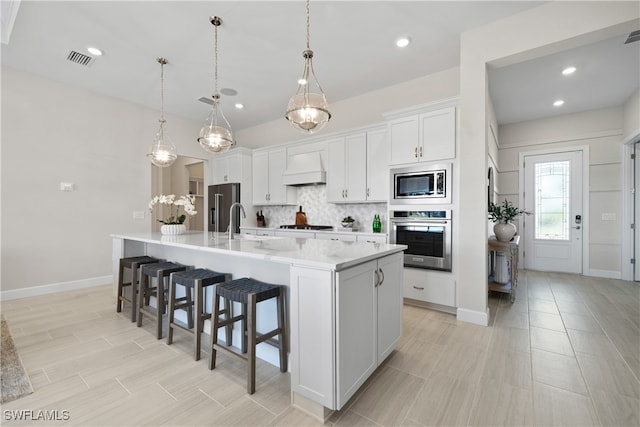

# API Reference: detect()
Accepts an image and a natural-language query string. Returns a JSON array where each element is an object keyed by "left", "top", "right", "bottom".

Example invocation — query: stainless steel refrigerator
[{"left": 208, "top": 183, "right": 240, "bottom": 233}]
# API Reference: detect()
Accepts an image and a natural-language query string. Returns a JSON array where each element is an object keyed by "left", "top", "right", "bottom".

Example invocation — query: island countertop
[{"left": 111, "top": 231, "right": 406, "bottom": 271}]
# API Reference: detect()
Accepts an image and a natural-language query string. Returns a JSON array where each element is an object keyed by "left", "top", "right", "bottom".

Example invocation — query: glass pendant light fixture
[
  {"left": 198, "top": 16, "right": 234, "bottom": 153},
  {"left": 285, "top": 0, "right": 331, "bottom": 134},
  {"left": 148, "top": 57, "right": 177, "bottom": 167}
]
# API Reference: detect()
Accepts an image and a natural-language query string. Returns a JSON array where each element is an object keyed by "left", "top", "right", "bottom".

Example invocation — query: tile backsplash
[{"left": 255, "top": 185, "right": 387, "bottom": 233}]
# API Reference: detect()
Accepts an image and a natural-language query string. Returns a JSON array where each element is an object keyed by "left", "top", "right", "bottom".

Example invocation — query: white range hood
[{"left": 281, "top": 152, "right": 326, "bottom": 186}]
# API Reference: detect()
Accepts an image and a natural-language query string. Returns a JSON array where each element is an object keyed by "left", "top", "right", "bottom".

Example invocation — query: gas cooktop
[{"left": 279, "top": 225, "right": 333, "bottom": 230}]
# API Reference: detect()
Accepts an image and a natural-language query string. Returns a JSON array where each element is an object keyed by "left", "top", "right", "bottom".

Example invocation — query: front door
[{"left": 522, "top": 151, "right": 583, "bottom": 273}]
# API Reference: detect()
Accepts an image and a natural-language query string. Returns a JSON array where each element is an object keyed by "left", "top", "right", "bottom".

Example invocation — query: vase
[
  {"left": 160, "top": 224, "right": 186, "bottom": 235},
  {"left": 494, "top": 221, "right": 516, "bottom": 242}
]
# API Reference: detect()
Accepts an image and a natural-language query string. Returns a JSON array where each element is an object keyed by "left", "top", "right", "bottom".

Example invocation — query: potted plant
[
  {"left": 149, "top": 194, "right": 198, "bottom": 235},
  {"left": 488, "top": 199, "right": 529, "bottom": 241},
  {"left": 341, "top": 216, "right": 356, "bottom": 228}
]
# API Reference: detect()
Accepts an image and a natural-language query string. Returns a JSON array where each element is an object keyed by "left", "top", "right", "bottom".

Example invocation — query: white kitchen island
[{"left": 111, "top": 231, "right": 406, "bottom": 421}]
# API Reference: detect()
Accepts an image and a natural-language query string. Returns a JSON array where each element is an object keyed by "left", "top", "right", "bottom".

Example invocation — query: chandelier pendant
[
  {"left": 198, "top": 16, "right": 234, "bottom": 153},
  {"left": 285, "top": 0, "right": 331, "bottom": 134},
  {"left": 148, "top": 57, "right": 178, "bottom": 167}
]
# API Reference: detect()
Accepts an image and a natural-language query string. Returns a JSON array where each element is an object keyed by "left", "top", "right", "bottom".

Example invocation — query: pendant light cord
[
  {"left": 306, "top": 0, "right": 310, "bottom": 50},
  {"left": 159, "top": 58, "right": 167, "bottom": 124},
  {"left": 214, "top": 19, "right": 219, "bottom": 97}
]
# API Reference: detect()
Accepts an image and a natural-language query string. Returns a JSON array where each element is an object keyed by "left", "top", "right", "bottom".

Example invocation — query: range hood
[{"left": 282, "top": 152, "right": 326, "bottom": 186}]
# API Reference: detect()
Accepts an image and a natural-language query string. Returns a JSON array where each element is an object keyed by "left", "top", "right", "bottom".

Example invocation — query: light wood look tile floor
[{"left": 1, "top": 270, "right": 638, "bottom": 426}]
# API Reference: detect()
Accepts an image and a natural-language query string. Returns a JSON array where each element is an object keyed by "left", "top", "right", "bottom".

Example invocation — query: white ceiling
[{"left": 2, "top": 1, "right": 638, "bottom": 132}]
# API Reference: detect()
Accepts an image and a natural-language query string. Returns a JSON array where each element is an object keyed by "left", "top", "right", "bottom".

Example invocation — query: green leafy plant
[
  {"left": 488, "top": 199, "right": 530, "bottom": 223},
  {"left": 149, "top": 194, "right": 197, "bottom": 224}
]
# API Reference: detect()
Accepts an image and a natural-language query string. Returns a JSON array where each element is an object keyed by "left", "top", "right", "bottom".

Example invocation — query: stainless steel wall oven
[{"left": 389, "top": 210, "right": 452, "bottom": 271}]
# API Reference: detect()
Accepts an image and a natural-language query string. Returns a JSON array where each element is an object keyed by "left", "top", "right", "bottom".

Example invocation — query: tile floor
[{"left": 1, "top": 270, "right": 638, "bottom": 426}]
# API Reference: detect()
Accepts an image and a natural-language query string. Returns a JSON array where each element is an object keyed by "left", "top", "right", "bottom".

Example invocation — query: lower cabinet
[
  {"left": 403, "top": 266, "right": 456, "bottom": 307},
  {"left": 289, "top": 252, "right": 403, "bottom": 411}
]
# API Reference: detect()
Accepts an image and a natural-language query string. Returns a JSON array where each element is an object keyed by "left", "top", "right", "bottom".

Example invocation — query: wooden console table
[{"left": 488, "top": 235, "right": 520, "bottom": 303}]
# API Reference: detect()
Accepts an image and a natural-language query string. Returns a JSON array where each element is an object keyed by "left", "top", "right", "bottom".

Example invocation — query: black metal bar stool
[
  {"left": 117, "top": 256, "right": 162, "bottom": 322},
  {"left": 208, "top": 277, "right": 287, "bottom": 394},
  {"left": 167, "top": 268, "right": 230, "bottom": 360},
  {"left": 137, "top": 261, "right": 188, "bottom": 339}
]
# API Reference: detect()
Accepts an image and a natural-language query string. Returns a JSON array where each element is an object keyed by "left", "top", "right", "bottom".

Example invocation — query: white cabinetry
[
  {"left": 335, "top": 252, "right": 403, "bottom": 408},
  {"left": 212, "top": 151, "right": 244, "bottom": 184},
  {"left": 403, "top": 267, "right": 456, "bottom": 307},
  {"left": 356, "top": 234, "right": 387, "bottom": 244},
  {"left": 327, "top": 127, "right": 389, "bottom": 203},
  {"left": 315, "top": 232, "right": 357, "bottom": 242},
  {"left": 290, "top": 252, "right": 403, "bottom": 411},
  {"left": 252, "top": 149, "right": 296, "bottom": 205},
  {"left": 388, "top": 105, "right": 456, "bottom": 165}
]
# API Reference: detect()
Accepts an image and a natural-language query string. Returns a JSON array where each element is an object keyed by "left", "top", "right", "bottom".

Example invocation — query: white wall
[
  {"left": 458, "top": 1, "right": 639, "bottom": 325},
  {"left": 1, "top": 66, "right": 202, "bottom": 295},
  {"left": 498, "top": 107, "right": 625, "bottom": 276},
  {"left": 624, "top": 90, "right": 640, "bottom": 141},
  {"left": 236, "top": 67, "right": 460, "bottom": 148}
]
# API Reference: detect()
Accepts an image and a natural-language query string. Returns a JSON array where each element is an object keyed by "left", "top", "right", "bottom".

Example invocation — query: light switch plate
[
  {"left": 601, "top": 213, "right": 616, "bottom": 221},
  {"left": 59, "top": 182, "right": 74, "bottom": 192},
  {"left": 133, "top": 211, "right": 145, "bottom": 219}
]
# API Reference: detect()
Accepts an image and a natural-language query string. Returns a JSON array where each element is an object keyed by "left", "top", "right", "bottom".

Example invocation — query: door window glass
[{"left": 535, "top": 161, "right": 570, "bottom": 240}]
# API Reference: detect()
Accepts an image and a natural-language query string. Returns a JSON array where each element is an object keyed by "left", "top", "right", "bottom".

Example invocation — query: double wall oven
[{"left": 389, "top": 163, "right": 453, "bottom": 272}]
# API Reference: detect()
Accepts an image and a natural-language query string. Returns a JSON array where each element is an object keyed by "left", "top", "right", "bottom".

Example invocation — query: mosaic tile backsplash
[{"left": 255, "top": 185, "right": 387, "bottom": 233}]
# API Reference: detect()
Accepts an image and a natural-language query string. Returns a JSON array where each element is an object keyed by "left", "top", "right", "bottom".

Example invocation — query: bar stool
[
  {"left": 137, "top": 261, "right": 187, "bottom": 339},
  {"left": 117, "top": 256, "right": 162, "bottom": 322},
  {"left": 208, "top": 277, "right": 287, "bottom": 394},
  {"left": 167, "top": 268, "right": 230, "bottom": 360}
]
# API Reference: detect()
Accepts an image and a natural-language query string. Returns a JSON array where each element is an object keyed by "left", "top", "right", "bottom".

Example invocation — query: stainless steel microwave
[{"left": 390, "top": 163, "right": 451, "bottom": 205}]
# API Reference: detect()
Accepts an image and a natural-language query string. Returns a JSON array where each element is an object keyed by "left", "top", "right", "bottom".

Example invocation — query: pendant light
[
  {"left": 148, "top": 57, "right": 177, "bottom": 167},
  {"left": 198, "top": 16, "right": 234, "bottom": 153},
  {"left": 285, "top": 0, "right": 331, "bottom": 134}
]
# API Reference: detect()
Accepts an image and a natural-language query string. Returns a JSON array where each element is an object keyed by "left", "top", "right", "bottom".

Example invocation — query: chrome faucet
[{"left": 228, "top": 202, "right": 246, "bottom": 240}]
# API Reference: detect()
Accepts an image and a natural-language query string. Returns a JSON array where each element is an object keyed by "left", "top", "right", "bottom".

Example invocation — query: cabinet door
[
  {"left": 389, "top": 116, "right": 419, "bottom": 165},
  {"left": 336, "top": 260, "right": 377, "bottom": 409},
  {"left": 420, "top": 106, "right": 456, "bottom": 161},
  {"left": 366, "top": 128, "right": 388, "bottom": 201},
  {"left": 327, "top": 137, "right": 347, "bottom": 203},
  {"left": 266, "top": 149, "right": 288, "bottom": 204},
  {"left": 316, "top": 232, "right": 357, "bottom": 242},
  {"left": 252, "top": 151, "right": 270, "bottom": 205},
  {"left": 212, "top": 157, "right": 229, "bottom": 184},
  {"left": 345, "top": 133, "right": 367, "bottom": 202},
  {"left": 376, "top": 252, "right": 403, "bottom": 362}
]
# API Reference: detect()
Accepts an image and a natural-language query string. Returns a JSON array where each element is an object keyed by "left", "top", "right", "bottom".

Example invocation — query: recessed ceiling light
[
  {"left": 234, "top": 103, "right": 244, "bottom": 109},
  {"left": 220, "top": 87, "right": 237, "bottom": 96},
  {"left": 396, "top": 37, "right": 411, "bottom": 48},
  {"left": 87, "top": 47, "right": 103, "bottom": 56},
  {"left": 553, "top": 100, "right": 565, "bottom": 107},
  {"left": 562, "top": 66, "right": 576, "bottom": 75}
]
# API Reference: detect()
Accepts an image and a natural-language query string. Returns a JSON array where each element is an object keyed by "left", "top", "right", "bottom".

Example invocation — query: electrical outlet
[
  {"left": 133, "top": 211, "right": 145, "bottom": 220},
  {"left": 59, "top": 182, "right": 74, "bottom": 192}
]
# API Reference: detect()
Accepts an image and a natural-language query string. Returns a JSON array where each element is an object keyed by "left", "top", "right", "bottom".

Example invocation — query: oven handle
[{"left": 390, "top": 219, "right": 450, "bottom": 225}]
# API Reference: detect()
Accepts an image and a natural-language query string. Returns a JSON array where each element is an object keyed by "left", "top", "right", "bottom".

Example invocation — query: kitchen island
[{"left": 111, "top": 231, "right": 406, "bottom": 421}]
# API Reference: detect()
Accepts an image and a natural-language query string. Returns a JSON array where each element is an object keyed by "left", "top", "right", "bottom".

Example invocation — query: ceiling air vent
[
  {"left": 66, "top": 50, "right": 95, "bottom": 66},
  {"left": 624, "top": 30, "right": 640, "bottom": 44}
]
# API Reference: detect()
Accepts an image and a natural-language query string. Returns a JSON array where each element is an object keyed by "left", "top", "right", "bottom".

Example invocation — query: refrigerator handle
[{"left": 214, "top": 193, "right": 223, "bottom": 233}]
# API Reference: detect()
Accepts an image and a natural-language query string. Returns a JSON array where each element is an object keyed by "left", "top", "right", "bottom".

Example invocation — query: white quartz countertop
[
  {"left": 240, "top": 226, "right": 386, "bottom": 237},
  {"left": 112, "top": 231, "right": 406, "bottom": 271}
]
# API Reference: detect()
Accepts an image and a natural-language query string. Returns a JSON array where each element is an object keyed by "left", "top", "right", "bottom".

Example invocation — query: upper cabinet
[
  {"left": 252, "top": 148, "right": 296, "bottom": 206},
  {"left": 327, "top": 126, "right": 389, "bottom": 203},
  {"left": 212, "top": 149, "right": 251, "bottom": 185},
  {"left": 387, "top": 102, "right": 457, "bottom": 166}
]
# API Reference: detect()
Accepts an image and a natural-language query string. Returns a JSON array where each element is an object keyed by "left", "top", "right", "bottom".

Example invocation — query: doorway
[
  {"left": 151, "top": 156, "right": 208, "bottom": 232},
  {"left": 521, "top": 149, "right": 586, "bottom": 273}
]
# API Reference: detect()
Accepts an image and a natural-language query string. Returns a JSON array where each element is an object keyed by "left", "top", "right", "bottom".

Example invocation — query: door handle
[{"left": 572, "top": 225, "right": 581, "bottom": 230}]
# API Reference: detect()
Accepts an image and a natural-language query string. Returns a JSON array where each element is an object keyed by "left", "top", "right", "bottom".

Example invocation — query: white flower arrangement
[{"left": 148, "top": 194, "right": 197, "bottom": 224}]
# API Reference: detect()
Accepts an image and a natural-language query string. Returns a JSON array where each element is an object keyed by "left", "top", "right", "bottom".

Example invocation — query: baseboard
[
  {"left": 0, "top": 276, "right": 111, "bottom": 301},
  {"left": 586, "top": 269, "right": 622, "bottom": 280},
  {"left": 456, "top": 307, "right": 490, "bottom": 326}
]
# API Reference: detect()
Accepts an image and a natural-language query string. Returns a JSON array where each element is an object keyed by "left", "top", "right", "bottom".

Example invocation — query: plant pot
[
  {"left": 494, "top": 222, "right": 516, "bottom": 242},
  {"left": 160, "top": 224, "right": 186, "bottom": 235}
]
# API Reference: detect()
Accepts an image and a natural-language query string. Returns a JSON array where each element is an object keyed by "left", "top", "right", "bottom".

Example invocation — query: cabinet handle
[
  {"left": 378, "top": 268, "right": 385, "bottom": 286},
  {"left": 374, "top": 269, "right": 380, "bottom": 287},
  {"left": 345, "top": 189, "right": 348, "bottom": 198},
  {"left": 414, "top": 147, "right": 418, "bottom": 158},
  {"left": 366, "top": 188, "right": 370, "bottom": 198},
  {"left": 412, "top": 285, "right": 424, "bottom": 290},
  {"left": 419, "top": 146, "right": 423, "bottom": 157}
]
